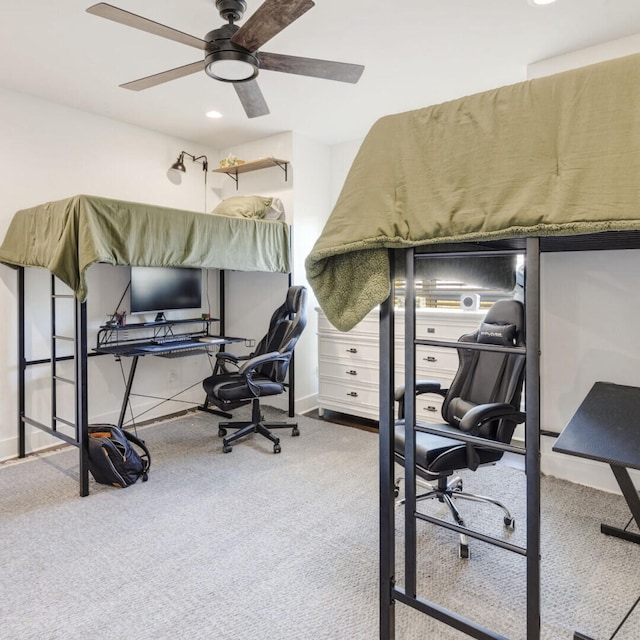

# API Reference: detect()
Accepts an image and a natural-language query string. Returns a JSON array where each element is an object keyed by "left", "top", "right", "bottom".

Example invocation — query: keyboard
[{"left": 150, "top": 334, "right": 192, "bottom": 345}]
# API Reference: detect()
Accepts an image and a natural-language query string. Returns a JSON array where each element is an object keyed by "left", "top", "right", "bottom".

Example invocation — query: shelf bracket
[
  {"left": 273, "top": 160, "right": 288, "bottom": 182},
  {"left": 224, "top": 169, "right": 240, "bottom": 190}
]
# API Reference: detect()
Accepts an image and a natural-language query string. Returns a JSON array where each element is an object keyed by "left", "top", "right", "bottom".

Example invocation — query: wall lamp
[
  {"left": 168, "top": 151, "right": 210, "bottom": 212},
  {"left": 169, "top": 151, "right": 209, "bottom": 176}
]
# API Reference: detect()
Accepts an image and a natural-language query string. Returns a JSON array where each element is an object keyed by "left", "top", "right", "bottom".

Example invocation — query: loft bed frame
[
  {"left": 305, "top": 53, "right": 640, "bottom": 639},
  {"left": 1, "top": 194, "right": 293, "bottom": 497},
  {"left": 379, "top": 232, "right": 640, "bottom": 640}
]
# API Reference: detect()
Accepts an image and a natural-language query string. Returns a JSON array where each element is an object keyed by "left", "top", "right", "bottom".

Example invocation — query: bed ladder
[
  {"left": 379, "top": 239, "right": 541, "bottom": 640},
  {"left": 18, "top": 270, "right": 90, "bottom": 496}
]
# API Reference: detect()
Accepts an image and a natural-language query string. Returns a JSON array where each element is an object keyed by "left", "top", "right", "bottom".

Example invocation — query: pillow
[
  {"left": 477, "top": 322, "right": 516, "bottom": 346},
  {"left": 211, "top": 195, "right": 273, "bottom": 218},
  {"left": 263, "top": 197, "right": 286, "bottom": 220}
]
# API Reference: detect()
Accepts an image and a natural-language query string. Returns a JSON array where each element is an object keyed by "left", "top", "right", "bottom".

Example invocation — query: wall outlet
[{"left": 168, "top": 369, "right": 178, "bottom": 383}]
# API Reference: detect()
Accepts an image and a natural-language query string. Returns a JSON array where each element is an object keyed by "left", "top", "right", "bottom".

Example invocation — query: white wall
[
  {"left": 0, "top": 87, "right": 222, "bottom": 460},
  {"left": 216, "top": 131, "right": 332, "bottom": 414},
  {"left": 528, "top": 36, "right": 640, "bottom": 492}
]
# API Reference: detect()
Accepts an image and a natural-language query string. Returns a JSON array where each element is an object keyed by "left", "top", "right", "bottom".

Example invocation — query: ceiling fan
[{"left": 86, "top": 0, "right": 365, "bottom": 118}]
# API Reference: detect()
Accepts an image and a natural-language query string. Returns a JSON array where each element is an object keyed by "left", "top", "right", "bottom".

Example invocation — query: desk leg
[
  {"left": 600, "top": 464, "right": 640, "bottom": 545},
  {"left": 117, "top": 355, "right": 140, "bottom": 429}
]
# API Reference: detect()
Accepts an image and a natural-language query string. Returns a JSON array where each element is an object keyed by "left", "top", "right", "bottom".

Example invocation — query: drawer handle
[
  {"left": 427, "top": 327, "right": 435, "bottom": 334},
  {"left": 346, "top": 370, "right": 358, "bottom": 376},
  {"left": 347, "top": 391, "right": 359, "bottom": 397},
  {"left": 346, "top": 348, "right": 358, "bottom": 353},
  {"left": 423, "top": 356, "right": 437, "bottom": 363},
  {"left": 423, "top": 405, "right": 437, "bottom": 412}
]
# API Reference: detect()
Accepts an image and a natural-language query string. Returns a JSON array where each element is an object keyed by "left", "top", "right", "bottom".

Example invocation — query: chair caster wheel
[
  {"left": 273, "top": 444, "right": 281, "bottom": 454},
  {"left": 504, "top": 516, "right": 515, "bottom": 530},
  {"left": 218, "top": 427, "right": 227, "bottom": 437},
  {"left": 459, "top": 544, "right": 470, "bottom": 559},
  {"left": 223, "top": 444, "right": 233, "bottom": 453},
  {"left": 291, "top": 426, "right": 300, "bottom": 436}
]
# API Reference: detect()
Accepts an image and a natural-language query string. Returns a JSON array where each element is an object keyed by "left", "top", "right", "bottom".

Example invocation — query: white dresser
[{"left": 316, "top": 307, "right": 486, "bottom": 423}]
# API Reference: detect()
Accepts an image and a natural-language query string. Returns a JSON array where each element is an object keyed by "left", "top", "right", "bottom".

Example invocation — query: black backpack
[{"left": 87, "top": 425, "right": 151, "bottom": 488}]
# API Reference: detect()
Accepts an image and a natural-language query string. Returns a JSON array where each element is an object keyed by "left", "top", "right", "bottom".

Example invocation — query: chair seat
[
  {"left": 204, "top": 373, "right": 284, "bottom": 404},
  {"left": 394, "top": 420, "right": 504, "bottom": 476}
]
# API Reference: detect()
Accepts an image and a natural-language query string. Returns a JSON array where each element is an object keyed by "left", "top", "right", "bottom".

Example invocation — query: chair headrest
[
  {"left": 477, "top": 299, "right": 525, "bottom": 346},
  {"left": 286, "top": 286, "right": 306, "bottom": 314}
]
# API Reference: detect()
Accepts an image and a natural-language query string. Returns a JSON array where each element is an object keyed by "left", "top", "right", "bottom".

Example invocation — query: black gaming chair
[
  {"left": 394, "top": 298, "right": 526, "bottom": 558},
  {"left": 202, "top": 286, "right": 307, "bottom": 454}
]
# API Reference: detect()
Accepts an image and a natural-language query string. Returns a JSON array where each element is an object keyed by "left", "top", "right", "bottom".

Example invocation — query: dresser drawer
[
  {"left": 416, "top": 395, "right": 445, "bottom": 423},
  {"left": 318, "top": 377, "right": 379, "bottom": 420},
  {"left": 318, "top": 358, "right": 380, "bottom": 386},
  {"left": 415, "top": 311, "right": 485, "bottom": 341},
  {"left": 318, "top": 335, "right": 378, "bottom": 364},
  {"left": 415, "top": 345, "right": 460, "bottom": 374},
  {"left": 318, "top": 312, "right": 379, "bottom": 338}
]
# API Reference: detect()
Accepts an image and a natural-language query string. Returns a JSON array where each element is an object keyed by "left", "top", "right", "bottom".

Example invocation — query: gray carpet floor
[{"left": 0, "top": 407, "right": 638, "bottom": 640}]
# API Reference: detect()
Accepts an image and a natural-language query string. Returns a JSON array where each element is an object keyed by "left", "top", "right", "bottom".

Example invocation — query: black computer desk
[
  {"left": 95, "top": 336, "right": 244, "bottom": 428},
  {"left": 553, "top": 381, "right": 640, "bottom": 640}
]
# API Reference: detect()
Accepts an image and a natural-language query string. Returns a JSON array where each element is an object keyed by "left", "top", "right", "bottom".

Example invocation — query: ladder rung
[
  {"left": 52, "top": 294, "right": 75, "bottom": 299},
  {"left": 53, "top": 416, "right": 75, "bottom": 428},
  {"left": 52, "top": 375, "right": 75, "bottom": 385},
  {"left": 53, "top": 335, "right": 74, "bottom": 342}
]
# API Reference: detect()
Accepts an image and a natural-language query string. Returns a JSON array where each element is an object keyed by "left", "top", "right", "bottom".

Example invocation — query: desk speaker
[{"left": 460, "top": 293, "right": 480, "bottom": 311}]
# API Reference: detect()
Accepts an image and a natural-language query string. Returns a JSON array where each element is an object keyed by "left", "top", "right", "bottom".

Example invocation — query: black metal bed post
[
  {"left": 219, "top": 269, "right": 226, "bottom": 337},
  {"left": 288, "top": 270, "right": 295, "bottom": 418},
  {"left": 379, "top": 250, "right": 396, "bottom": 640},
  {"left": 75, "top": 296, "right": 90, "bottom": 497},
  {"left": 525, "top": 237, "right": 541, "bottom": 639},
  {"left": 403, "top": 248, "right": 418, "bottom": 596},
  {"left": 17, "top": 267, "right": 26, "bottom": 458}
]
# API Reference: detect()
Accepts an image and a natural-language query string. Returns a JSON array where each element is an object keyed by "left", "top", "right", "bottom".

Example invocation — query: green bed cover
[
  {"left": 0, "top": 194, "right": 291, "bottom": 301},
  {"left": 306, "top": 53, "right": 640, "bottom": 331}
]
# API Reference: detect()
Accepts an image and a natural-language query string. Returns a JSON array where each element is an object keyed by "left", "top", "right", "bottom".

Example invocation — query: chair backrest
[
  {"left": 252, "top": 286, "right": 307, "bottom": 382},
  {"left": 441, "top": 298, "right": 525, "bottom": 443}
]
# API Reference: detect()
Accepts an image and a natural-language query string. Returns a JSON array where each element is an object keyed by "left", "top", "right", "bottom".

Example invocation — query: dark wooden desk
[
  {"left": 553, "top": 381, "right": 640, "bottom": 545},
  {"left": 553, "top": 381, "right": 640, "bottom": 640}
]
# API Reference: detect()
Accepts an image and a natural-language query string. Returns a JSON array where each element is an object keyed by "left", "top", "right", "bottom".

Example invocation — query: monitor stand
[{"left": 154, "top": 312, "right": 165, "bottom": 323}]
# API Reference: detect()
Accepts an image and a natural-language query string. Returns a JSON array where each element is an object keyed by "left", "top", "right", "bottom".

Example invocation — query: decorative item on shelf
[
  {"left": 105, "top": 310, "right": 127, "bottom": 328},
  {"left": 219, "top": 155, "right": 244, "bottom": 168}
]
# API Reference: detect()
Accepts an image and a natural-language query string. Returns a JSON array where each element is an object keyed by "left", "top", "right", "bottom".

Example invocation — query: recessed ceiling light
[
  {"left": 528, "top": 0, "right": 557, "bottom": 5},
  {"left": 206, "top": 110, "right": 222, "bottom": 119}
]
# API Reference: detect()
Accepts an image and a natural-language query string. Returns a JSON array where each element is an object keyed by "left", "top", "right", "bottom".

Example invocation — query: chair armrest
[
  {"left": 394, "top": 380, "right": 447, "bottom": 402},
  {"left": 237, "top": 351, "right": 290, "bottom": 375},
  {"left": 215, "top": 351, "right": 245, "bottom": 374},
  {"left": 237, "top": 351, "right": 291, "bottom": 397},
  {"left": 395, "top": 381, "right": 448, "bottom": 420},
  {"left": 458, "top": 402, "right": 526, "bottom": 435}
]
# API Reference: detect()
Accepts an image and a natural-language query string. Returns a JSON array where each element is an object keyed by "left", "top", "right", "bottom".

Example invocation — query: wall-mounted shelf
[{"left": 212, "top": 157, "right": 289, "bottom": 190}]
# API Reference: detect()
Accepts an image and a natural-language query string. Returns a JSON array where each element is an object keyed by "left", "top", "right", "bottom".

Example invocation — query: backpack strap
[{"left": 121, "top": 428, "right": 151, "bottom": 480}]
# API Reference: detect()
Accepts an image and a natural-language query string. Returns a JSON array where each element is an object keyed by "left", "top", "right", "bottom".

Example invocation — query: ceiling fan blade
[
  {"left": 120, "top": 61, "right": 204, "bottom": 91},
  {"left": 259, "top": 52, "right": 364, "bottom": 84},
  {"left": 231, "top": 0, "right": 315, "bottom": 53},
  {"left": 86, "top": 3, "right": 206, "bottom": 50},
  {"left": 234, "top": 80, "right": 270, "bottom": 118}
]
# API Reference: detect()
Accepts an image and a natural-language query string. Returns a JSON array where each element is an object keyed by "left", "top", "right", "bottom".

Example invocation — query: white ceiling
[{"left": 2, "top": 0, "right": 640, "bottom": 150}]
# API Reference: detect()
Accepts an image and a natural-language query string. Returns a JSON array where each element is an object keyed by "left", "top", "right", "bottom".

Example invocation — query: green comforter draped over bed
[
  {"left": 306, "top": 53, "right": 640, "bottom": 331},
  {"left": 0, "top": 194, "right": 291, "bottom": 301}
]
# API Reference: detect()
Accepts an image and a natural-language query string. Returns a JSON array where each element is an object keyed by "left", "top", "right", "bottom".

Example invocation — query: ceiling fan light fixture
[
  {"left": 205, "top": 50, "right": 258, "bottom": 82},
  {"left": 528, "top": 0, "right": 557, "bottom": 5}
]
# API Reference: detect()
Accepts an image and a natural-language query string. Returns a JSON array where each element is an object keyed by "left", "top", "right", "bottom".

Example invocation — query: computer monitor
[{"left": 129, "top": 266, "right": 202, "bottom": 318}]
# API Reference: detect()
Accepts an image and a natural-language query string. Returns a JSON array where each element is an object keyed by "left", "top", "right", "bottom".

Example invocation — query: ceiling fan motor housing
[{"left": 205, "top": 23, "right": 259, "bottom": 82}]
